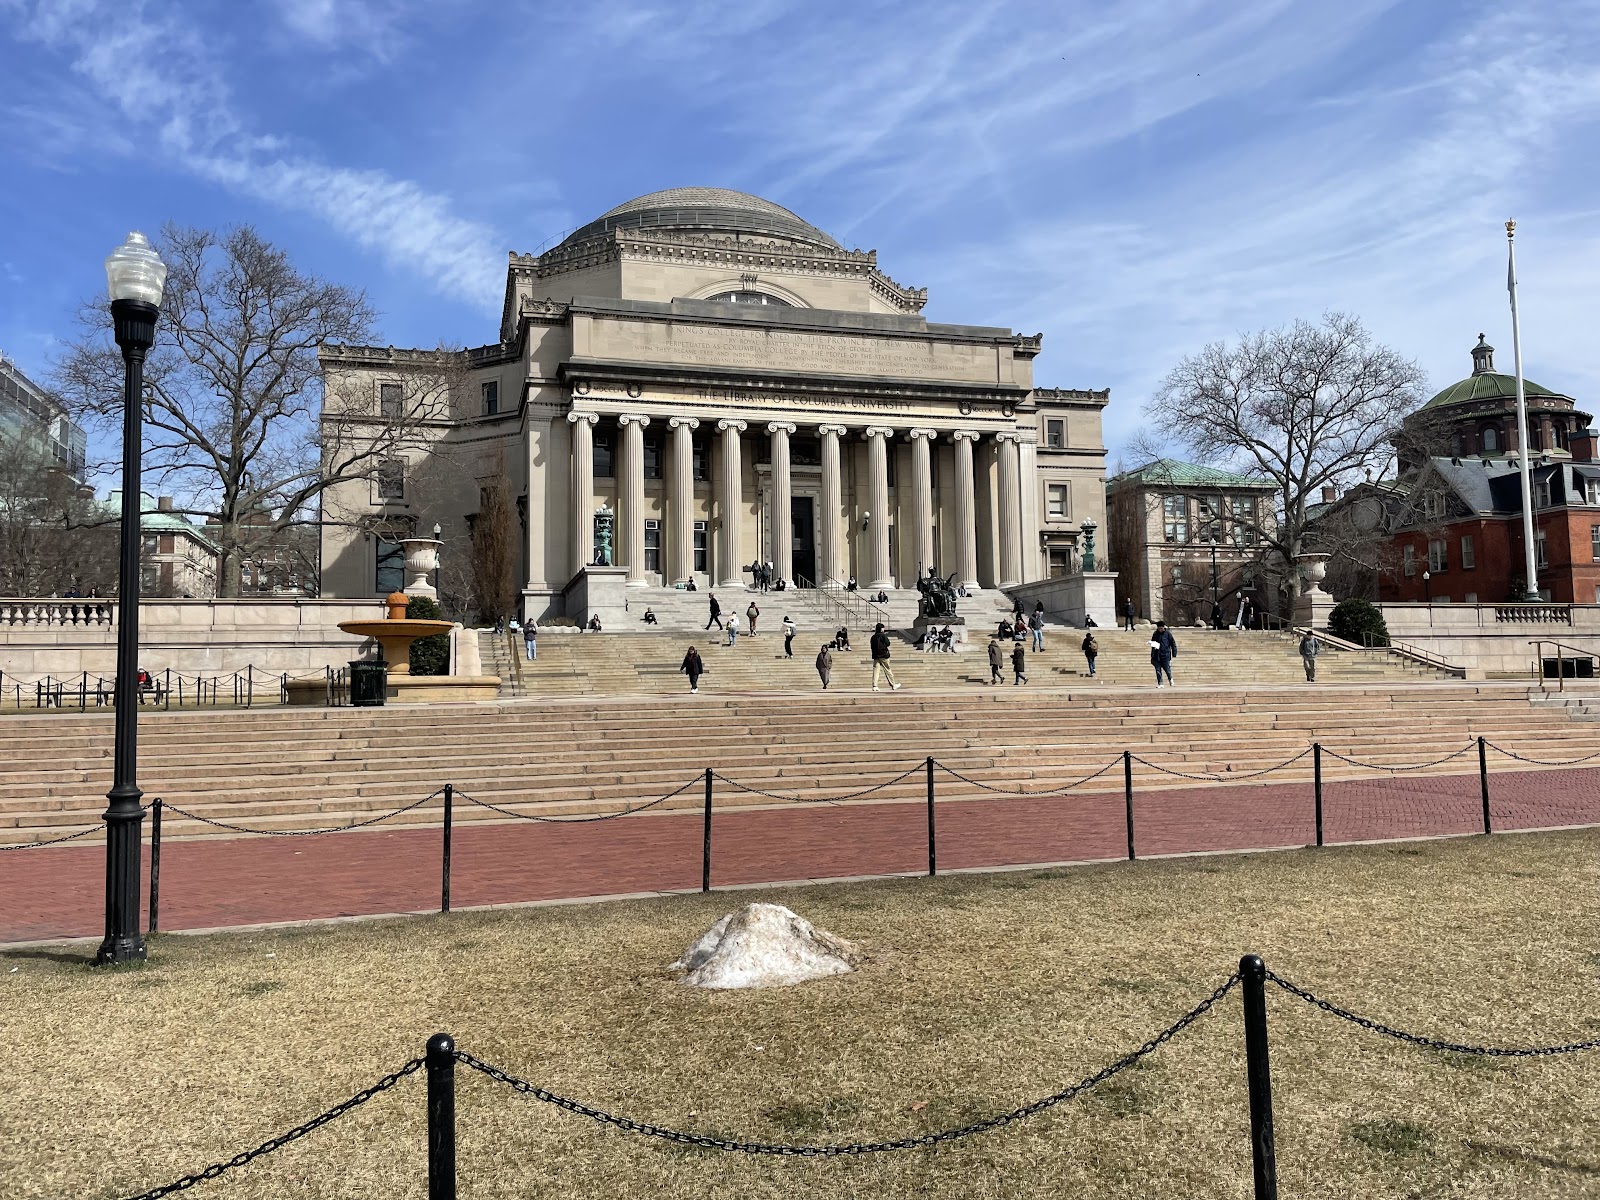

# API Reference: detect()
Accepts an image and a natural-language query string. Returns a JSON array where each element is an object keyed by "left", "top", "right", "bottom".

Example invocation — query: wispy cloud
[{"left": 6, "top": 0, "right": 504, "bottom": 309}]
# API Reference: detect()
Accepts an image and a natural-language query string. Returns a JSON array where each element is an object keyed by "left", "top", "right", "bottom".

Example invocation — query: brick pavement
[{"left": 4, "top": 765, "right": 1597, "bottom": 944}]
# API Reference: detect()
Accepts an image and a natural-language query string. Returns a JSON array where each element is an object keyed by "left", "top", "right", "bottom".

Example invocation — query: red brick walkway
[{"left": 4, "top": 767, "right": 1597, "bottom": 943}]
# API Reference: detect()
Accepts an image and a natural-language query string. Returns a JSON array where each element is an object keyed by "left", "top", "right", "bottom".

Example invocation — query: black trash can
[{"left": 349, "top": 659, "right": 388, "bottom": 707}]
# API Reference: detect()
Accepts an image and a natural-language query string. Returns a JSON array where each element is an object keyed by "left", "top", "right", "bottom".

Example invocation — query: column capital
[
  {"left": 766, "top": 421, "right": 797, "bottom": 436},
  {"left": 668, "top": 415, "right": 700, "bottom": 431},
  {"left": 816, "top": 423, "right": 849, "bottom": 437},
  {"left": 567, "top": 410, "right": 599, "bottom": 426},
  {"left": 864, "top": 425, "right": 896, "bottom": 439},
  {"left": 907, "top": 427, "right": 938, "bottom": 441},
  {"left": 617, "top": 413, "right": 651, "bottom": 428},
  {"left": 950, "top": 429, "right": 982, "bottom": 443},
  {"left": 717, "top": 418, "right": 748, "bottom": 433},
  {"left": 994, "top": 430, "right": 1021, "bottom": 444}
]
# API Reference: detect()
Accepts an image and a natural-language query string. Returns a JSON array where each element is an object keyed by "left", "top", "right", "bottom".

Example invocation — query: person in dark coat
[
  {"left": 869, "top": 622, "right": 900, "bottom": 691},
  {"left": 987, "top": 636, "right": 1005, "bottom": 685},
  {"left": 706, "top": 594, "right": 723, "bottom": 630},
  {"left": 1011, "top": 642, "right": 1028, "bottom": 685},
  {"left": 1150, "top": 620, "right": 1177, "bottom": 686},
  {"left": 815, "top": 644, "right": 833, "bottom": 690},
  {"left": 1123, "top": 597, "right": 1136, "bottom": 631},
  {"left": 1081, "top": 630, "right": 1098, "bottom": 677},
  {"left": 680, "top": 646, "right": 704, "bottom": 693}
]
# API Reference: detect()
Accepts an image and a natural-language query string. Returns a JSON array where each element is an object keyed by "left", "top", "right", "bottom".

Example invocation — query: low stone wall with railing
[{"left": 1377, "top": 602, "right": 1600, "bottom": 678}]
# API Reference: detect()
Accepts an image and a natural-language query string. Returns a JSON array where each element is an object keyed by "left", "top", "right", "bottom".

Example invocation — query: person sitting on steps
[
  {"left": 642, "top": 608, "right": 658, "bottom": 625},
  {"left": 834, "top": 626, "right": 852, "bottom": 652},
  {"left": 587, "top": 615, "right": 603, "bottom": 633}
]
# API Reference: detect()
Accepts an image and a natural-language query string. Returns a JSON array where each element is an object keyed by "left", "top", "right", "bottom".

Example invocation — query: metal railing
[
  {"left": 794, "top": 575, "right": 890, "bottom": 631},
  {"left": 1358, "top": 630, "right": 1461, "bottom": 675},
  {"left": 1529, "top": 639, "right": 1599, "bottom": 692},
  {"left": 0, "top": 666, "right": 333, "bottom": 712}
]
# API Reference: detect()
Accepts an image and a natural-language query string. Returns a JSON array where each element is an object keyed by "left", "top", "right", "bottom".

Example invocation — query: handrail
[
  {"left": 503, "top": 626, "right": 526, "bottom": 693},
  {"left": 1357, "top": 630, "right": 1461, "bottom": 674},
  {"left": 1529, "top": 638, "right": 1600, "bottom": 692},
  {"left": 795, "top": 576, "right": 890, "bottom": 631}
]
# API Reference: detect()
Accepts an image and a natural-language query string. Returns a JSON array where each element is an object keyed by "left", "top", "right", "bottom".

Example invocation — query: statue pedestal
[
  {"left": 1293, "top": 588, "right": 1334, "bottom": 631},
  {"left": 913, "top": 614, "right": 967, "bottom": 645}
]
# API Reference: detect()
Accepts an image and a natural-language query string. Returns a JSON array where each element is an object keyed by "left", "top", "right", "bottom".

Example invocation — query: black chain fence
[{"left": 107, "top": 956, "right": 1600, "bottom": 1200}]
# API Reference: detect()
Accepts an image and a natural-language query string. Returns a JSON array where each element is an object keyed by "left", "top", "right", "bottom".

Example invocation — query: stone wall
[
  {"left": 0, "top": 598, "right": 389, "bottom": 678},
  {"left": 1377, "top": 602, "right": 1600, "bottom": 678}
]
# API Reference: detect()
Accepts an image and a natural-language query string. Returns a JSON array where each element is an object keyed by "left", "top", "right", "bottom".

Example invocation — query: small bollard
[
  {"left": 1313, "top": 743, "right": 1324, "bottom": 847},
  {"left": 702, "top": 767, "right": 713, "bottom": 893},
  {"left": 1123, "top": 750, "right": 1136, "bottom": 860},
  {"left": 926, "top": 756, "right": 936, "bottom": 877},
  {"left": 426, "top": 1032, "right": 457, "bottom": 1200},
  {"left": 148, "top": 798, "right": 163, "bottom": 933},
  {"left": 1478, "top": 736, "right": 1492, "bottom": 835},
  {"left": 441, "top": 784, "right": 453, "bottom": 914},
  {"left": 1240, "top": 954, "right": 1278, "bottom": 1199}
]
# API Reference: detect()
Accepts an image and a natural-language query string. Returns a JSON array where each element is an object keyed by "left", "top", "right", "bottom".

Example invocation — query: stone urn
[
  {"left": 401, "top": 537, "right": 442, "bottom": 597},
  {"left": 1296, "top": 553, "right": 1331, "bottom": 595}
]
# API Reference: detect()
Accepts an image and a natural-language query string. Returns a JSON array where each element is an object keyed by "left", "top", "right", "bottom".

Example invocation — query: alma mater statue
[{"left": 916, "top": 566, "right": 959, "bottom": 619}]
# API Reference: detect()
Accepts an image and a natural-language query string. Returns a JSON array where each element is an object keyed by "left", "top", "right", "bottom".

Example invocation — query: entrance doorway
[{"left": 791, "top": 496, "right": 817, "bottom": 584}]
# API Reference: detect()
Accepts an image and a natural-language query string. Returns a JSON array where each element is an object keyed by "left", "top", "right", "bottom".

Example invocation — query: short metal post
[
  {"left": 1313, "top": 743, "right": 1324, "bottom": 847},
  {"left": 148, "top": 798, "right": 162, "bottom": 933},
  {"left": 441, "top": 784, "right": 453, "bottom": 914},
  {"left": 1123, "top": 750, "right": 1135, "bottom": 860},
  {"left": 1478, "top": 736, "right": 1492, "bottom": 835},
  {"left": 426, "top": 1032, "right": 457, "bottom": 1200},
  {"left": 246, "top": 664, "right": 254, "bottom": 709},
  {"left": 926, "top": 756, "right": 936, "bottom": 877},
  {"left": 1240, "top": 954, "right": 1278, "bottom": 1199},
  {"left": 165, "top": 668, "right": 171, "bottom": 711},
  {"left": 702, "top": 767, "right": 713, "bottom": 893}
]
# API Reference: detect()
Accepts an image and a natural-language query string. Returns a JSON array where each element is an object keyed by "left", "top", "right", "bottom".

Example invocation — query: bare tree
[
  {"left": 54, "top": 224, "right": 452, "bottom": 597},
  {"left": 0, "top": 436, "right": 117, "bottom": 596},
  {"left": 470, "top": 473, "right": 519, "bottom": 624},
  {"left": 1140, "top": 313, "right": 1427, "bottom": 608}
]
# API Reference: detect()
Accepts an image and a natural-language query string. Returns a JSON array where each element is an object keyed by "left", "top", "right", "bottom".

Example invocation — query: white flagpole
[{"left": 1507, "top": 219, "right": 1540, "bottom": 602}]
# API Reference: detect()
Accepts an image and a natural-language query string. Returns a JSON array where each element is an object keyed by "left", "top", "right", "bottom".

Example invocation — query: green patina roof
[
  {"left": 1422, "top": 372, "right": 1562, "bottom": 410},
  {"left": 1113, "top": 458, "right": 1273, "bottom": 490}
]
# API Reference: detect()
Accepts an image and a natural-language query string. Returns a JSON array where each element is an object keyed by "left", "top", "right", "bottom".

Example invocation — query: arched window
[
  {"left": 1482, "top": 426, "right": 1499, "bottom": 452},
  {"left": 706, "top": 290, "right": 792, "bottom": 306}
]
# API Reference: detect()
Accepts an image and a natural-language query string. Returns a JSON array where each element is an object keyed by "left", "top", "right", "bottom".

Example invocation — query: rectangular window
[
  {"left": 692, "top": 441, "right": 709, "bottom": 482},
  {"left": 1536, "top": 528, "right": 1548, "bottom": 568},
  {"left": 1047, "top": 548, "right": 1071, "bottom": 577},
  {"left": 1170, "top": 561, "right": 1185, "bottom": 586},
  {"left": 1586, "top": 479, "right": 1600, "bottom": 506},
  {"left": 375, "top": 537, "right": 405, "bottom": 593},
  {"left": 1047, "top": 483, "right": 1070, "bottom": 520},
  {"left": 644, "top": 432, "right": 664, "bottom": 480},
  {"left": 1229, "top": 496, "right": 1256, "bottom": 546},
  {"left": 1464, "top": 592, "right": 1477, "bottom": 604},
  {"left": 1403, "top": 544, "right": 1416, "bottom": 576},
  {"left": 1162, "top": 496, "right": 1189, "bottom": 543},
  {"left": 1428, "top": 538, "right": 1447, "bottom": 572},
  {"left": 1536, "top": 478, "right": 1552, "bottom": 508},
  {"left": 1045, "top": 419, "right": 1065, "bottom": 449},
  {"left": 377, "top": 458, "right": 406, "bottom": 500},
  {"left": 593, "top": 431, "right": 613, "bottom": 478},
  {"left": 140, "top": 564, "right": 160, "bottom": 594},
  {"left": 643, "top": 519, "right": 661, "bottom": 574},
  {"left": 141, "top": 533, "right": 159, "bottom": 555},
  {"left": 481, "top": 381, "right": 499, "bottom": 416},
  {"left": 1460, "top": 535, "right": 1475, "bottom": 569},
  {"left": 379, "top": 383, "right": 403, "bottom": 420},
  {"left": 692, "top": 520, "right": 708, "bottom": 572},
  {"left": 1592, "top": 525, "right": 1600, "bottom": 563},
  {"left": 1420, "top": 493, "right": 1444, "bottom": 521}
]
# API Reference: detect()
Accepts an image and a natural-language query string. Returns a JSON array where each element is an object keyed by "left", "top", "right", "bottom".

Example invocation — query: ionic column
[
  {"left": 566, "top": 411, "right": 598, "bottom": 578},
  {"left": 617, "top": 413, "right": 650, "bottom": 586},
  {"left": 717, "top": 418, "right": 747, "bottom": 587},
  {"left": 996, "top": 432, "right": 1023, "bottom": 588},
  {"left": 865, "top": 426, "right": 895, "bottom": 589},
  {"left": 907, "top": 428, "right": 937, "bottom": 577},
  {"left": 768, "top": 422, "right": 797, "bottom": 585},
  {"left": 668, "top": 416, "right": 699, "bottom": 585},
  {"left": 817, "top": 424, "right": 847, "bottom": 585},
  {"left": 951, "top": 430, "right": 981, "bottom": 590}
]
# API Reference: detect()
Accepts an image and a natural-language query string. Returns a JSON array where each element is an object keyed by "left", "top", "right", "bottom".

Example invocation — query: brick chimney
[
  {"left": 1321, "top": 486, "right": 1336, "bottom": 503},
  {"left": 1570, "top": 429, "right": 1598, "bottom": 463},
  {"left": 157, "top": 496, "right": 173, "bottom": 511}
]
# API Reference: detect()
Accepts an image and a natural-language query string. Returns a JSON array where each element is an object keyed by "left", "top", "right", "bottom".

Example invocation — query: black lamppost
[
  {"left": 1422, "top": 569, "right": 1432, "bottom": 604},
  {"left": 1209, "top": 539, "right": 1220, "bottom": 622},
  {"left": 95, "top": 232, "right": 167, "bottom": 966}
]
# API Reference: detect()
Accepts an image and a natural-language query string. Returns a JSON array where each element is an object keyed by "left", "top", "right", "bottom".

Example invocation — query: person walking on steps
[
  {"left": 1081, "top": 630, "right": 1098, "bottom": 677},
  {"left": 1011, "top": 641, "right": 1028, "bottom": 685},
  {"left": 987, "top": 636, "right": 1005, "bottom": 685},
  {"left": 680, "top": 645, "right": 705, "bottom": 693},
  {"left": 726, "top": 612, "right": 740, "bottom": 646},
  {"left": 706, "top": 594, "right": 723, "bottom": 630},
  {"left": 1123, "top": 597, "right": 1136, "bottom": 631},
  {"left": 746, "top": 600, "right": 760, "bottom": 637},
  {"left": 1300, "top": 630, "right": 1320, "bottom": 682},
  {"left": 815, "top": 643, "right": 833, "bottom": 690},
  {"left": 870, "top": 622, "right": 901, "bottom": 691},
  {"left": 523, "top": 622, "right": 538, "bottom": 661},
  {"left": 1150, "top": 620, "right": 1177, "bottom": 687},
  {"left": 1029, "top": 605, "right": 1046, "bottom": 652},
  {"left": 782, "top": 614, "right": 797, "bottom": 658}
]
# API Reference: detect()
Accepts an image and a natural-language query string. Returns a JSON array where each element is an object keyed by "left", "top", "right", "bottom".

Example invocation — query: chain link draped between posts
[
  {"left": 1265, "top": 971, "right": 1600, "bottom": 1057},
  {"left": 1320, "top": 743, "right": 1476, "bottom": 772},
  {"left": 116, "top": 1058, "right": 424, "bottom": 1200},
  {"left": 1486, "top": 741, "right": 1600, "bottom": 768},
  {"left": 156, "top": 790, "right": 445, "bottom": 836},
  {"left": 935, "top": 757, "right": 1122, "bottom": 797},
  {"left": 710, "top": 763, "right": 925, "bottom": 804},
  {"left": 1132, "top": 747, "right": 1312, "bottom": 783},
  {"left": 453, "top": 974, "right": 1241, "bottom": 1156},
  {"left": 453, "top": 776, "right": 702, "bottom": 823},
  {"left": 0, "top": 824, "right": 100, "bottom": 850}
]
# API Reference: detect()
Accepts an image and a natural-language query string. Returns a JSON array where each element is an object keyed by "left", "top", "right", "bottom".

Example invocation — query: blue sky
[{"left": 2, "top": 0, "right": 1597, "bottom": 465}]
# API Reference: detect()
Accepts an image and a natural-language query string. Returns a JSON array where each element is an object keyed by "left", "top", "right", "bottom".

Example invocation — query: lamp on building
[
  {"left": 1079, "top": 517, "right": 1098, "bottom": 572},
  {"left": 433, "top": 522, "right": 441, "bottom": 538},
  {"left": 98, "top": 232, "right": 167, "bottom": 966},
  {"left": 1422, "top": 569, "right": 1432, "bottom": 603},
  {"left": 861, "top": 511, "right": 871, "bottom": 530}
]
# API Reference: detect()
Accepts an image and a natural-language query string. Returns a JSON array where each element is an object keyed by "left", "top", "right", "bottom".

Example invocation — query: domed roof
[
  {"left": 1422, "top": 373, "right": 1561, "bottom": 409},
  {"left": 557, "top": 188, "right": 840, "bottom": 251}
]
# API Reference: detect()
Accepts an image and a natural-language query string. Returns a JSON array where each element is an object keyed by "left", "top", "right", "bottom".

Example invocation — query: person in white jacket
[{"left": 782, "top": 615, "right": 797, "bottom": 658}]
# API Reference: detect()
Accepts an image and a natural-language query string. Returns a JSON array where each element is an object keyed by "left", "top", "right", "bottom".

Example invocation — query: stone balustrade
[
  {"left": 1494, "top": 604, "right": 1572, "bottom": 624},
  {"left": 0, "top": 599, "right": 115, "bottom": 628}
]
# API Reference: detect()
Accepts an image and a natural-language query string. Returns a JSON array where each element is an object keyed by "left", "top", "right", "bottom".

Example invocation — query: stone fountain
[{"left": 327, "top": 591, "right": 501, "bottom": 704}]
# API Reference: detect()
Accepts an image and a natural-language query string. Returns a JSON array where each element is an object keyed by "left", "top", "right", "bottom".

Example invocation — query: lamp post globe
[
  {"left": 96, "top": 232, "right": 166, "bottom": 967},
  {"left": 1079, "top": 517, "right": 1098, "bottom": 572},
  {"left": 1422, "top": 569, "right": 1432, "bottom": 604}
]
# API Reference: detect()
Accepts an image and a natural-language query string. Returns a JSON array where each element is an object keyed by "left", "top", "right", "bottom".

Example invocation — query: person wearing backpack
[{"left": 1081, "top": 630, "right": 1098, "bottom": 678}]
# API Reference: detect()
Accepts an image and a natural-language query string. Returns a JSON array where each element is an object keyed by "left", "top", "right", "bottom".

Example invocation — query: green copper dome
[{"left": 1422, "top": 334, "right": 1564, "bottom": 409}]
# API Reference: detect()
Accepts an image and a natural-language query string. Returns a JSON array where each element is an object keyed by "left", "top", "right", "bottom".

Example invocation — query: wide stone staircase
[{"left": 2, "top": 682, "right": 1596, "bottom": 844}]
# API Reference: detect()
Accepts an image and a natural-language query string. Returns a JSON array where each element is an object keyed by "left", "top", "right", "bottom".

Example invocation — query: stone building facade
[{"left": 317, "top": 189, "right": 1108, "bottom": 619}]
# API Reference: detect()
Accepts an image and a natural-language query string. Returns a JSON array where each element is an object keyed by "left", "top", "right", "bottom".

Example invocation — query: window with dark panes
[
  {"left": 594, "top": 430, "right": 613, "bottom": 478},
  {"left": 379, "top": 383, "right": 403, "bottom": 420},
  {"left": 482, "top": 381, "right": 498, "bottom": 416},
  {"left": 377, "top": 458, "right": 405, "bottom": 500},
  {"left": 1046, "top": 419, "right": 1065, "bottom": 448}
]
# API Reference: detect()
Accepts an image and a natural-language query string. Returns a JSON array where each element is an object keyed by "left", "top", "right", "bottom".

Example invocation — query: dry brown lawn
[{"left": 5, "top": 830, "right": 1600, "bottom": 1199}]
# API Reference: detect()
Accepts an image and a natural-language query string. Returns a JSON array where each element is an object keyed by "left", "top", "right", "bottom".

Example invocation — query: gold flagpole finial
[{"left": 1506, "top": 219, "right": 1517, "bottom": 238}]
